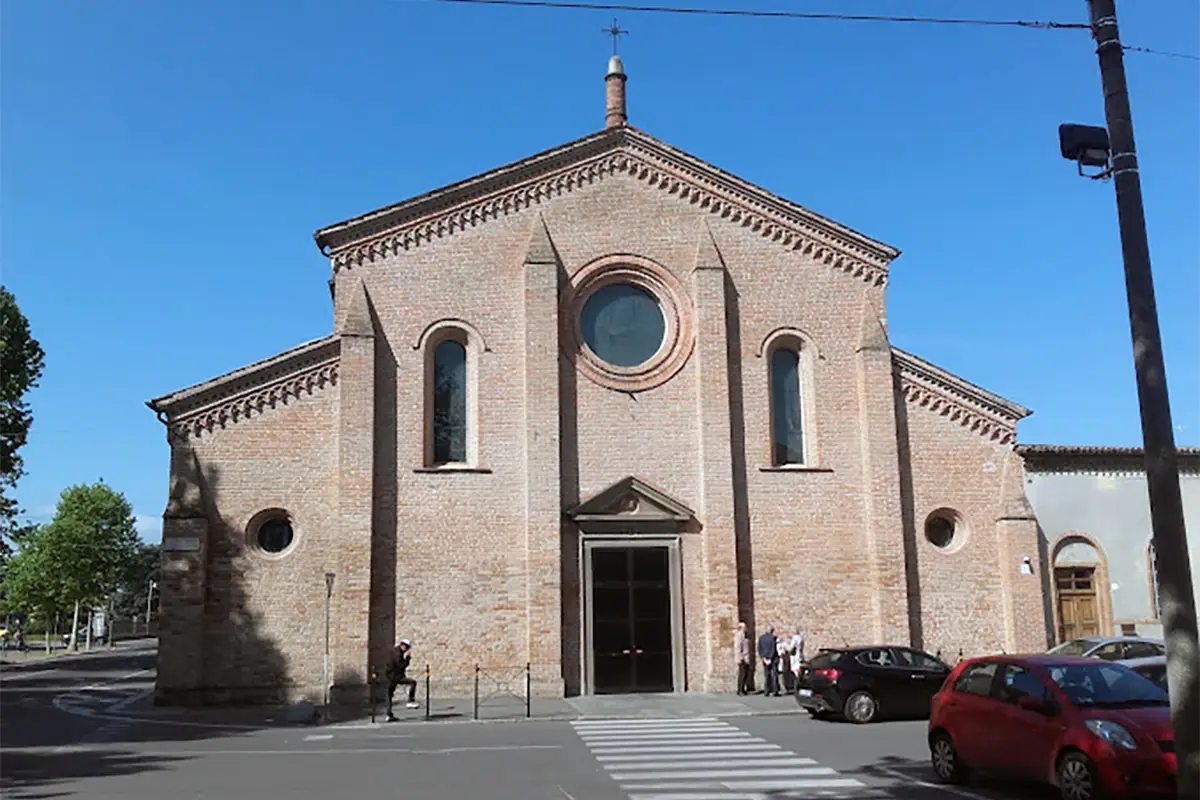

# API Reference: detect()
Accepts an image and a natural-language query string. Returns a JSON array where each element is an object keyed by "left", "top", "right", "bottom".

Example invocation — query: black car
[{"left": 794, "top": 645, "right": 951, "bottom": 723}]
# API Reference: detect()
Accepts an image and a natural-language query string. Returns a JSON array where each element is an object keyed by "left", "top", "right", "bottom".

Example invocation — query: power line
[
  {"left": 432, "top": 0, "right": 1090, "bottom": 30},
  {"left": 1123, "top": 45, "right": 1200, "bottom": 62},
  {"left": 431, "top": 0, "right": 1199, "bottom": 58}
]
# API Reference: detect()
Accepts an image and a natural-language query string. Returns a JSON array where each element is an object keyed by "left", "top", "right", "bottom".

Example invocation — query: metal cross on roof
[{"left": 602, "top": 17, "right": 628, "bottom": 55}]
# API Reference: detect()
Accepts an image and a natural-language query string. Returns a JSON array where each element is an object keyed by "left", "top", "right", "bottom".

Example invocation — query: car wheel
[
  {"left": 1058, "top": 752, "right": 1103, "bottom": 800},
  {"left": 929, "top": 732, "right": 969, "bottom": 784},
  {"left": 843, "top": 690, "right": 877, "bottom": 724}
]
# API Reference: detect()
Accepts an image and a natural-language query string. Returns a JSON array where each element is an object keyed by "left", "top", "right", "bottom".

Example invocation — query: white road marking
[
  {"left": 0, "top": 669, "right": 57, "bottom": 681},
  {"left": 105, "top": 687, "right": 154, "bottom": 713},
  {"left": 604, "top": 757, "right": 818, "bottom": 770},
  {"left": 572, "top": 716, "right": 870, "bottom": 798},
  {"left": 304, "top": 734, "right": 334, "bottom": 741},
  {"left": 596, "top": 748, "right": 785, "bottom": 761}
]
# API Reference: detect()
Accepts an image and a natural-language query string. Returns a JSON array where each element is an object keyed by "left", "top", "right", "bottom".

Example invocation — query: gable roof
[
  {"left": 313, "top": 126, "right": 900, "bottom": 287},
  {"left": 147, "top": 335, "right": 341, "bottom": 440},
  {"left": 892, "top": 347, "right": 1031, "bottom": 445}
]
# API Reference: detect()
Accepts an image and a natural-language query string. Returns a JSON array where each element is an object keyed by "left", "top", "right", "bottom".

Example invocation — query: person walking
[
  {"left": 734, "top": 621, "right": 753, "bottom": 695},
  {"left": 757, "top": 625, "right": 779, "bottom": 697},
  {"left": 385, "top": 638, "right": 420, "bottom": 721}
]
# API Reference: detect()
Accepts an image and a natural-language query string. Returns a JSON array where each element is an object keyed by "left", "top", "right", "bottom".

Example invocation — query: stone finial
[
  {"left": 605, "top": 55, "right": 627, "bottom": 129},
  {"left": 337, "top": 276, "right": 373, "bottom": 337},
  {"left": 524, "top": 213, "right": 558, "bottom": 266},
  {"left": 855, "top": 291, "right": 889, "bottom": 353},
  {"left": 692, "top": 223, "right": 726, "bottom": 272},
  {"left": 164, "top": 436, "right": 207, "bottom": 520}
]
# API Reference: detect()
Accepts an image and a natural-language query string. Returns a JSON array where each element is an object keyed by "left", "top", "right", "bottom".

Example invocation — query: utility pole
[{"left": 1084, "top": 2, "right": 1198, "bottom": 795}]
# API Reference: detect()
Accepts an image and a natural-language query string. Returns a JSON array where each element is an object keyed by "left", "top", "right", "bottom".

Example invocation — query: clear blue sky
[{"left": 3, "top": 1, "right": 1197, "bottom": 543}]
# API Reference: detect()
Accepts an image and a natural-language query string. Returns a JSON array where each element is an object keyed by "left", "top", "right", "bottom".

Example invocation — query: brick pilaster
[
  {"left": 693, "top": 225, "right": 740, "bottom": 692},
  {"left": 333, "top": 276, "right": 375, "bottom": 700},
  {"left": 522, "top": 214, "right": 563, "bottom": 692},
  {"left": 854, "top": 291, "right": 910, "bottom": 643},
  {"left": 156, "top": 432, "right": 209, "bottom": 706},
  {"left": 996, "top": 453, "right": 1049, "bottom": 651}
]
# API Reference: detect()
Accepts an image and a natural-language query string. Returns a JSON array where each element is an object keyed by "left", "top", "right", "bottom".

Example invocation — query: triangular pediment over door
[{"left": 565, "top": 476, "right": 697, "bottom": 534}]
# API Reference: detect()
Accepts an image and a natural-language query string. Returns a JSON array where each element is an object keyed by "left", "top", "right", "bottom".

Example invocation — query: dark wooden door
[{"left": 591, "top": 547, "right": 674, "bottom": 694}]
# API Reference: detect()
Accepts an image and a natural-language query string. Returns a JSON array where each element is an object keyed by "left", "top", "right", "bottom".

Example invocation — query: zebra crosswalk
[{"left": 571, "top": 717, "right": 890, "bottom": 800}]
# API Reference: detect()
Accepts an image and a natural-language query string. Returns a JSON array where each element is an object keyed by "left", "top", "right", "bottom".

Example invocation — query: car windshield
[
  {"left": 1046, "top": 662, "right": 1169, "bottom": 708},
  {"left": 1046, "top": 639, "right": 1094, "bottom": 657}
]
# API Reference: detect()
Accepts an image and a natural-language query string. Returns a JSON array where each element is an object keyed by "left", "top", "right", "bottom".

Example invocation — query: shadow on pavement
[
  {"left": 812, "top": 754, "right": 1058, "bottom": 800},
  {"left": 0, "top": 462, "right": 309, "bottom": 798}
]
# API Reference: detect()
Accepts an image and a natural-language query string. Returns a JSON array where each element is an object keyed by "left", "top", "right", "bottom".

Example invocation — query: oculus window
[{"left": 580, "top": 284, "right": 665, "bottom": 368}]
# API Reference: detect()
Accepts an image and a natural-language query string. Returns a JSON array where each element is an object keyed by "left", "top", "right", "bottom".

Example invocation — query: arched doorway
[{"left": 1051, "top": 534, "right": 1112, "bottom": 643}]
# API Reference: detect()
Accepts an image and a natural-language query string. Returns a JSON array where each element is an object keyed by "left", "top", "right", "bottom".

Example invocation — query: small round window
[
  {"left": 256, "top": 517, "right": 294, "bottom": 554},
  {"left": 580, "top": 284, "right": 665, "bottom": 367},
  {"left": 924, "top": 509, "right": 966, "bottom": 551}
]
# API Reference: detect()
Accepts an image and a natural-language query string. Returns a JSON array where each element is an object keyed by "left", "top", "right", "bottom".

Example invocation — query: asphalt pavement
[{"left": 0, "top": 645, "right": 1057, "bottom": 800}]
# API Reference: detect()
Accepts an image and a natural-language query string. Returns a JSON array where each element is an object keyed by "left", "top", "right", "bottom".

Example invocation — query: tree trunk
[
  {"left": 70, "top": 601, "right": 80, "bottom": 651},
  {"left": 108, "top": 598, "right": 115, "bottom": 648},
  {"left": 44, "top": 609, "right": 52, "bottom": 653}
]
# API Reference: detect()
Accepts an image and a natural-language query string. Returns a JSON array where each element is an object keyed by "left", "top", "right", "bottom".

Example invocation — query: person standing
[
  {"left": 385, "top": 638, "right": 420, "bottom": 721},
  {"left": 789, "top": 627, "right": 805, "bottom": 688},
  {"left": 734, "top": 621, "right": 753, "bottom": 695},
  {"left": 757, "top": 625, "right": 779, "bottom": 697}
]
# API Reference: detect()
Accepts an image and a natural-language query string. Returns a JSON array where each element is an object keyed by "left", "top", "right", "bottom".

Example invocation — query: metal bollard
[
  {"left": 473, "top": 665, "right": 480, "bottom": 721},
  {"left": 424, "top": 664, "right": 431, "bottom": 721},
  {"left": 525, "top": 662, "right": 531, "bottom": 719},
  {"left": 369, "top": 666, "right": 378, "bottom": 724}
]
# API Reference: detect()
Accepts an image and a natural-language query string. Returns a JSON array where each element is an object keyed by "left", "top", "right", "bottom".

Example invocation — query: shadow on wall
[
  {"left": 891, "top": 370, "right": 925, "bottom": 651},
  {"left": 559, "top": 260, "right": 583, "bottom": 697},
  {"left": 369, "top": 302, "right": 398, "bottom": 675},
  {"left": 724, "top": 273, "right": 755, "bottom": 634},
  {"left": 157, "top": 458, "right": 295, "bottom": 706},
  {"left": 1036, "top": 523, "right": 1057, "bottom": 647}
]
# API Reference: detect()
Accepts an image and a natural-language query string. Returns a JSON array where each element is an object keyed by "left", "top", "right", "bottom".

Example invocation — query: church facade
[{"left": 148, "top": 58, "right": 1049, "bottom": 705}]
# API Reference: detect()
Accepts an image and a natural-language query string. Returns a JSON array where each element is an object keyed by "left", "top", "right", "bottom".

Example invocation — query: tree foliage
[
  {"left": 2, "top": 483, "right": 140, "bottom": 617},
  {"left": 114, "top": 542, "right": 161, "bottom": 619},
  {"left": 0, "top": 286, "right": 47, "bottom": 539}
]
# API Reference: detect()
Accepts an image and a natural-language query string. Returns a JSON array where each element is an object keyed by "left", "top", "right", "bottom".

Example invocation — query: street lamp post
[
  {"left": 323, "top": 573, "right": 335, "bottom": 708},
  {"left": 1059, "top": 2, "right": 1199, "bottom": 795},
  {"left": 146, "top": 580, "right": 157, "bottom": 637}
]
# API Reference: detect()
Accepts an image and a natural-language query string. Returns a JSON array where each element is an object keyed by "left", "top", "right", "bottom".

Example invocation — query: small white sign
[{"left": 163, "top": 536, "right": 201, "bottom": 552}]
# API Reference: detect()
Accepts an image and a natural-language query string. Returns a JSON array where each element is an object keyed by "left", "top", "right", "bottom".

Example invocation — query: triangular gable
[
  {"left": 565, "top": 476, "right": 696, "bottom": 534},
  {"left": 313, "top": 126, "right": 900, "bottom": 287}
]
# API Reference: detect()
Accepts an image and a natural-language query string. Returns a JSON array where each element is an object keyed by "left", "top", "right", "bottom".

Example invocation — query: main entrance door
[
  {"left": 590, "top": 546, "right": 675, "bottom": 694},
  {"left": 1056, "top": 566, "right": 1101, "bottom": 641}
]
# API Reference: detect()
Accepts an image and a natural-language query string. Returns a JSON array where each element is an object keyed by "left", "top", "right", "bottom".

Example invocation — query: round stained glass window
[
  {"left": 580, "top": 284, "right": 665, "bottom": 367},
  {"left": 257, "top": 518, "right": 294, "bottom": 554}
]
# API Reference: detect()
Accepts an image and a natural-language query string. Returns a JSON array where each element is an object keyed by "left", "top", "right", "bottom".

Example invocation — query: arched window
[
  {"left": 431, "top": 339, "right": 468, "bottom": 465},
  {"left": 1148, "top": 541, "right": 1161, "bottom": 619},
  {"left": 769, "top": 346, "right": 805, "bottom": 466}
]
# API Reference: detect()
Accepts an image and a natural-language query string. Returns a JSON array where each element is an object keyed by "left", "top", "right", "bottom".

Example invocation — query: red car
[{"left": 928, "top": 655, "right": 1176, "bottom": 799}]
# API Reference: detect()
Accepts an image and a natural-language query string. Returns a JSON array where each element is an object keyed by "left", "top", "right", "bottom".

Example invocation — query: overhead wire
[{"left": 429, "top": 0, "right": 1198, "bottom": 59}]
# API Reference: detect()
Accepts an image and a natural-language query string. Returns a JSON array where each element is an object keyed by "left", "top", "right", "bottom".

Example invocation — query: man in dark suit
[{"left": 757, "top": 626, "right": 780, "bottom": 697}]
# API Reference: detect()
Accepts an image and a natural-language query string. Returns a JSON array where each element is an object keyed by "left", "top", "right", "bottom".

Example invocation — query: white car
[{"left": 1046, "top": 634, "right": 1165, "bottom": 664}]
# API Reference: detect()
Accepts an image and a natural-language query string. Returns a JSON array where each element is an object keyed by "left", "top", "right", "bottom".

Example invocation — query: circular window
[
  {"left": 924, "top": 509, "right": 966, "bottom": 552},
  {"left": 247, "top": 510, "right": 297, "bottom": 557},
  {"left": 580, "top": 284, "right": 666, "bottom": 367},
  {"left": 560, "top": 254, "right": 695, "bottom": 393}
]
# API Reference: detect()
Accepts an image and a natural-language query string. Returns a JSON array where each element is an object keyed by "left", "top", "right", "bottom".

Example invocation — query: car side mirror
[{"left": 1017, "top": 695, "right": 1055, "bottom": 715}]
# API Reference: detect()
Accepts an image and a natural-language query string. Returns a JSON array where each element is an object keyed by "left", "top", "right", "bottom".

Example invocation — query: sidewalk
[
  {"left": 0, "top": 638, "right": 156, "bottom": 669},
  {"left": 103, "top": 689, "right": 805, "bottom": 730}
]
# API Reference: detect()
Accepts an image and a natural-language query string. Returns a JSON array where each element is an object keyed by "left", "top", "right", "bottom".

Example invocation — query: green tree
[
  {"left": 0, "top": 286, "right": 47, "bottom": 542},
  {"left": 114, "top": 542, "right": 161, "bottom": 620},
  {"left": 8, "top": 483, "right": 140, "bottom": 648},
  {"left": 2, "top": 524, "right": 64, "bottom": 649}
]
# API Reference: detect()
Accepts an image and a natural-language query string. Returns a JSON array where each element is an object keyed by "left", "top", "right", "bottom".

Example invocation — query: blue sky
[{"left": 3, "top": 1, "right": 1197, "bottom": 543}]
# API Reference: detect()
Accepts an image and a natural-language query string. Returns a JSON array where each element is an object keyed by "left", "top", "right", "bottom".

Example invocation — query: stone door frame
[{"left": 580, "top": 533, "right": 686, "bottom": 696}]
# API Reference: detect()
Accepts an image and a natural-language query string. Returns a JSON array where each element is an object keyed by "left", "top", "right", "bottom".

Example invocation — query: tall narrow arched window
[
  {"left": 431, "top": 340, "right": 468, "bottom": 464},
  {"left": 769, "top": 346, "right": 805, "bottom": 466}
]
